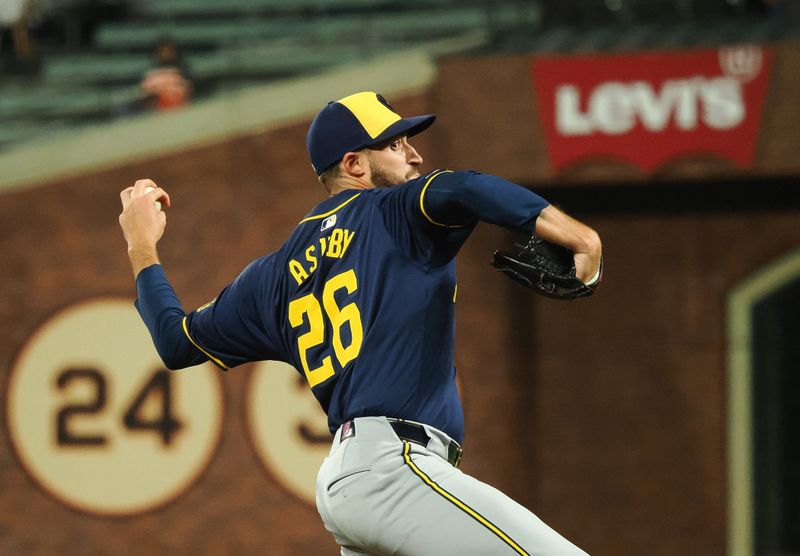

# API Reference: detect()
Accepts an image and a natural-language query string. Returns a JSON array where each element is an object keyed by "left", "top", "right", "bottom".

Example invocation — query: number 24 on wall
[{"left": 289, "top": 269, "right": 363, "bottom": 388}]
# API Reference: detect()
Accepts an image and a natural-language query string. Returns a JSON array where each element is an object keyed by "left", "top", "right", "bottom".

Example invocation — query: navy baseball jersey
[{"left": 135, "top": 170, "right": 549, "bottom": 443}]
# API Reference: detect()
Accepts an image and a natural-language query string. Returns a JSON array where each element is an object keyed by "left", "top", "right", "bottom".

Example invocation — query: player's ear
[{"left": 341, "top": 151, "right": 367, "bottom": 178}]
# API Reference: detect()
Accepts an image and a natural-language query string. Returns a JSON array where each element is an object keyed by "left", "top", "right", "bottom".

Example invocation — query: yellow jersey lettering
[
  {"left": 327, "top": 229, "right": 344, "bottom": 258},
  {"left": 305, "top": 245, "right": 318, "bottom": 273},
  {"left": 288, "top": 259, "right": 310, "bottom": 286},
  {"left": 288, "top": 229, "right": 357, "bottom": 285},
  {"left": 342, "top": 229, "right": 355, "bottom": 256},
  {"left": 289, "top": 269, "right": 364, "bottom": 387}
]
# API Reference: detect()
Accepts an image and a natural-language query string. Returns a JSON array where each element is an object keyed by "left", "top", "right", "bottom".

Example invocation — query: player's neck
[{"left": 328, "top": 176, "right": 375, "bottom": 196}]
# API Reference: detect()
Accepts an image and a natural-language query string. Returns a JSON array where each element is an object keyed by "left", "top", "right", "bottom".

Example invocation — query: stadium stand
[
  {"left": 0, "top": 0, "right": 796, "bottom": 151},
  {"left": 1, "top": 0, "right": 532, "bottom": 150}
]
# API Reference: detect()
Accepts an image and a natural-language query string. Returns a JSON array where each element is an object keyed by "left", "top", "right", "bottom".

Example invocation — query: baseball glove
[{"left": 492, "top": 236, "right": 599, "bottom": 300}]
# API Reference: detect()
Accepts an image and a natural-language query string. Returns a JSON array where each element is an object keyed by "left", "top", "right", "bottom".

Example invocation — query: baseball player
[{"left": 118, "top": 91, "right": 601, "bottom": 555}]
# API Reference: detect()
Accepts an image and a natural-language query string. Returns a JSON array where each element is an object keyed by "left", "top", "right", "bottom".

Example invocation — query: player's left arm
[
  {"left": 533, "top": 204, "right": 601, "bottom": 284},
  {"left": 419, "top": 170, "right": 601, "bottom": 283}
]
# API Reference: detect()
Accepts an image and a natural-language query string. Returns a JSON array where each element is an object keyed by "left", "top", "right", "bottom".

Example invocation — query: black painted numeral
[
  {"left": 56, "top": 368, "right": 107, "bottom": 446},
  {"left": 123, "top": 370, "right": 183, "bottom": 446},
  {"left": 54, "top": 368, "right": 183, "bottom": 448}
]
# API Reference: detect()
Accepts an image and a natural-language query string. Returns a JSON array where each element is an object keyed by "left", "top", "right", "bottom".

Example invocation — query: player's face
[{"left": 366, "top": 136, "right": 423, "bottom": 188}]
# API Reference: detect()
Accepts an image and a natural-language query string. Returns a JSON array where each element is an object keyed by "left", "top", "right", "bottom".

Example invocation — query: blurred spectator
[
  {"left": 131, "top": 37, "right": 193, "bottom": 113},
  {"left": 0, "top": 0, "right": 35, "bottom": 71}
]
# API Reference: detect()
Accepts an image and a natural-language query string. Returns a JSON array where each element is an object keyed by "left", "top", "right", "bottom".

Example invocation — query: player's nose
[{"left": 406, "top": 142, "right": 423, "bottom": 166}]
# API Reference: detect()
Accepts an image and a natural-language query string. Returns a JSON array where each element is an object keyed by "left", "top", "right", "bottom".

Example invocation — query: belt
[
  {"left": 389, "top": 419, "right": 462, "bottom": 467},
  {"left": 338, "top": 418, "right": 463, "bottom": 468}
]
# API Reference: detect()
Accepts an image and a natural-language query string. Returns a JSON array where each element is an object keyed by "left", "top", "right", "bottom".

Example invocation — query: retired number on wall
[{"left": 5, "top": 299, "right": 224, "bottom": 516}]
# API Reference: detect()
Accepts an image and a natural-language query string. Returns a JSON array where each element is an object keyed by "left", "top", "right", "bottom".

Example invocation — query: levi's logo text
[
  {"left": 288, "top": 228, "right": 356, "bottom": 286},
  {"left": 531, "top": 45, "right": 771, "bottom": 172}
]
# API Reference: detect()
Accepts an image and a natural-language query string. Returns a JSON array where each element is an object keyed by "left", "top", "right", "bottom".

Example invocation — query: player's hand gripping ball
[
  {"left": 492, "top": 236, "right": 600, "bottom": 300},
  {"left": 144, "top": 186, "right": 162, "bottom": 211}
]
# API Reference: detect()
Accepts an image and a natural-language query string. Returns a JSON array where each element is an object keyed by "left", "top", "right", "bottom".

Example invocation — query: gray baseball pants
[{"left": 316, "top": 416, "right": 588, "bottom": 555}]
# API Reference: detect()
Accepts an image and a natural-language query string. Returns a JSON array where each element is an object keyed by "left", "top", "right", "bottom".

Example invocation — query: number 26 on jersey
[{"left": 288, "top": 269, "right": 363, "bottom": 387}]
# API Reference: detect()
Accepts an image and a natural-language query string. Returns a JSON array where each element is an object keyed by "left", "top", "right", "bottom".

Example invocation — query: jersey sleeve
[
  {"left": 183, "top": 253, "right": 287, "bottom": 369},
  {"left": 134, "top": 264, "right": 209, "bottom": 370},
  {"left": 377, "top": 170, "right": 550, "bottom": 266},
  {"left": 419, "top": 169, "right": 550, "bottom": 232}
]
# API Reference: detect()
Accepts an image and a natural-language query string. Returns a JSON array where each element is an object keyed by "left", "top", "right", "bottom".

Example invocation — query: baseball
[{"left": 144, "top": 186, "right": 162, "bottom": 211}]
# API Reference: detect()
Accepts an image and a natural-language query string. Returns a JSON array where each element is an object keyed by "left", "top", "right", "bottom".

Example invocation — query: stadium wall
[{"left": 1, "top": 42, "right": 799, "bottom": 555}]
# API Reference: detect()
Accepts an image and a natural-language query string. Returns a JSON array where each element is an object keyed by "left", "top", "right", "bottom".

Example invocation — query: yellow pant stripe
[{"left": 401, "top": 442, "right": 529, "bottom": 555}]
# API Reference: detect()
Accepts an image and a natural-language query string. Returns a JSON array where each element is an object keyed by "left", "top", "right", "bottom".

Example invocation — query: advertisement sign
[{"left": 531, "top": 46, "right": 772, "bottom": 172}]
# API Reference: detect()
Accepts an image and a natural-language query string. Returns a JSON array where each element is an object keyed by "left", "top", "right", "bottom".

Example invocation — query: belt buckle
[
  {"left": 390, "top": 419, "right": 463, "bottom": 467},
  {"left": 448, "top": 442, "right": 463, "bottom": 468}
]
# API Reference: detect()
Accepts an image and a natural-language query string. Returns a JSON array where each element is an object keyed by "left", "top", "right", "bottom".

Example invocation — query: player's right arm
[
  {"left": 119, "top": 179, "right": 170, "bottom": 277},
  {"left": 119, "top": 179, "right": 208, "bottom": 369},
  {"left": 119, "top": 179, "right": 284, "bottom": 371}
]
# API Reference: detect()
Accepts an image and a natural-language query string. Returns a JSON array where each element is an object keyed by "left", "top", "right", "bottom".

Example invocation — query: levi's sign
[{"left": 531, "top": 46, "right": 772, "bottom": 172}]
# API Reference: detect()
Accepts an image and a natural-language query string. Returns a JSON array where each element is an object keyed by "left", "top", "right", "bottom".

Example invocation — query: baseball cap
[{"left": 306, "top": 91, "right": 435, "bottom": 175}]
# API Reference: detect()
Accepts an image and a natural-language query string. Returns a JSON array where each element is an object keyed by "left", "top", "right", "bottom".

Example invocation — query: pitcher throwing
[{"left": 118, "top": 92, "right": 601, "bottom": 555}]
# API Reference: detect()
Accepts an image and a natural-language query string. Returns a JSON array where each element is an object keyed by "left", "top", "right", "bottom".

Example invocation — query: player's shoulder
[
  {"left": 298, "top": 189, "right": 363, "bottom": 223},
  {"left": 370, "top": 169, "right": 456, "bottom": 202},
  {"left": 405, "top": 169, "right": 457, "bottom": 190}
]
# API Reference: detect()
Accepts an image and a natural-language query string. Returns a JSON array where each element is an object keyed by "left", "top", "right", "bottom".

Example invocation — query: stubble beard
[{"left": 369, "top": 160, "right": 416, "bottom": 189}]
